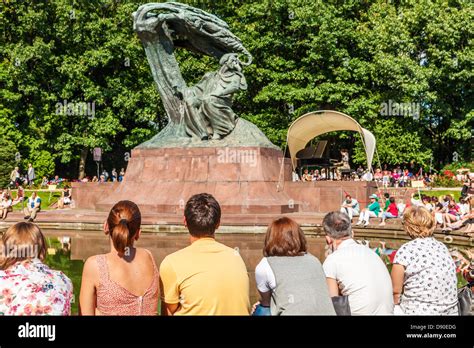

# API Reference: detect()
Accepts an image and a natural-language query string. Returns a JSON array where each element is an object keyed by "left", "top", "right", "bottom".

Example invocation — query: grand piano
[{"left": 296, "top": 141, "right": 340, "bottom": 179}]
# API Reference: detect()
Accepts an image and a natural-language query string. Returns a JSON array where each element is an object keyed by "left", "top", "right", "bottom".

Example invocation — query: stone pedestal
[
  {"left": 72, "top": 146, "right": 378, "bottom": 221},
  {"left": 91, "top": 146, "right": 298, "bottom": 214}
]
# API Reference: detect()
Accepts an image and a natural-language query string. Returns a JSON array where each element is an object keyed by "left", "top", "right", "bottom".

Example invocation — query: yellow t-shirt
[{"left": 159, "top": 237, "right": 250, "bottom": 315}]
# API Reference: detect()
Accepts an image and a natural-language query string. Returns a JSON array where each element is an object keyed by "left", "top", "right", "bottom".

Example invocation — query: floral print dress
[{"left": 0, "top": 259, "right": 73, "bottom": 315}]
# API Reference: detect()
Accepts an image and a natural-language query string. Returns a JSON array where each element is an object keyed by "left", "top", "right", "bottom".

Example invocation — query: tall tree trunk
[{"left": 78, "top": 148, "right": 88, "bottom": 179}]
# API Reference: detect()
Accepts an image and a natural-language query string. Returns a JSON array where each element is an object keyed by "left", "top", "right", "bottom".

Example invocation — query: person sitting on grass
[
  {"left": 0, "top": 222, "right": 73, "bottom": 315},
  {"left": 391, "top": 206, "right": 458, "bottom": 315},
  {"left": 79, "top": 200, "right": 159, "bottom": 315},
  {"left": 23, "top": 192, "right": 41, "bottom": 222},
  {"left": 0, "top": 193, "right": 13, "bottom": 220},
  {"left": 159, "top": 193, "right": 250, "bottom": 315},
  {"left": 356, "top": 194, "right": 381, "bottom": 227},
  {"left": 379, "top": 197, "right": 399, "bottom": 226},
  {"left": 252, "top": 217, "right": 335, "bottom": 316}
]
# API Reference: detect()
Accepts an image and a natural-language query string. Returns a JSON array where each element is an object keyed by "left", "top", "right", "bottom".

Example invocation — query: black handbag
[
  {"left": 331, "top": 295, "right": 351, "bottom": 316},
  {"left": 458, "top": 285, "right": 472, "bottom": 316}
]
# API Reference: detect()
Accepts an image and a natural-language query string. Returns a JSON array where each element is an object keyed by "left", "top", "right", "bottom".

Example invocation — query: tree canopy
[{"left": 1, "top": 0, "right": 472, "bottom": 181}]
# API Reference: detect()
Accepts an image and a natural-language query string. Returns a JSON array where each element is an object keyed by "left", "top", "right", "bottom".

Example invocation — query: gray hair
[{"left": 322, "top": 211, "right": 352, "bottom": 239}]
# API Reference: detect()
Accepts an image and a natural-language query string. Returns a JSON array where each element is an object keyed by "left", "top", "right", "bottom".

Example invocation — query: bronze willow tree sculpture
[{"left": 133, "top": 2, "right": 270, "bottom": 146}]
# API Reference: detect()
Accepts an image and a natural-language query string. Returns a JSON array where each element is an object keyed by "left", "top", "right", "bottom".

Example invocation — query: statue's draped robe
[{"left": 184, "top": 69, "right": 247, "bottom": 138}]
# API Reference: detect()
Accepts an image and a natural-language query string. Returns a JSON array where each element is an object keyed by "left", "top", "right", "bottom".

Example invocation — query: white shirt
[
  {"left": 255, "top": 257, "right": 276, "bottom": 292},
  {"left": 459, "top": 203, "right": 470, "bottom": 215},
  {"left": 1, "top": 199, "right": 12, "bottom": 208},
  {"left": 361, "top": 172, "right": 373, "bottom": 181},
  {"left": 323, "top": 239, "right": 394, "bottom": 315}
]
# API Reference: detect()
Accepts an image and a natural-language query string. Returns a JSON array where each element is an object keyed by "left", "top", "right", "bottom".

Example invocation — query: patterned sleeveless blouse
[{"left": 96, "top": 250, "right": 159, "bottom": 315}]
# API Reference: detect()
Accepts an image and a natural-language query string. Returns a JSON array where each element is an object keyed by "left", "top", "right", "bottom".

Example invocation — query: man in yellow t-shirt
[{"left": 159, "top": 193, "right": 250, "bottom": 315}]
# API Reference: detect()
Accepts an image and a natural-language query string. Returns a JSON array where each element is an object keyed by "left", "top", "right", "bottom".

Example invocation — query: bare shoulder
[
  {"left": 82, "top": 255, "right": 100, "bottom": 279},
  {"left": 136, "top": 248, "right": 156, "bottom": 262}
]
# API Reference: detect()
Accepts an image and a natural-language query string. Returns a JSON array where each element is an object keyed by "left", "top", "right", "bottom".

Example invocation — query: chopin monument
[
  {"left": 73, "top": 2, "right": 374, "bottom": 218},
  {"left": 131, "top": 1, "right": 277, "bottom": 148}
]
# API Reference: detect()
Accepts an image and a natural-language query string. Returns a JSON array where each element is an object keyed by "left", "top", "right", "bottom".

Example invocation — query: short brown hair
[
  {"left": 263, "top": 217, "right": 307, "bottom": 257},
  {"left": 184, "top": 193, "right": 221, "bottom": 237},
  {"left": 0, "top": 222, "right": 46, "bottom": 270},
  {"left": 403, "top": 206, "right": 435, "bottom": 239}
]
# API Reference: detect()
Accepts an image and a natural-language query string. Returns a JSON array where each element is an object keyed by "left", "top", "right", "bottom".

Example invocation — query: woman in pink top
[{"left": 79, "top": 200, "right": 159, "bottom": 315}]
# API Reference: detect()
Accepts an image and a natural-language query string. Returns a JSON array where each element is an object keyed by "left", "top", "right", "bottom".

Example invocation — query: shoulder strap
[
  {"left": 96, "top": 254, "right": 109, "bottom": 283},
  {"left": 144, "top": 249, "right": 158, "bottom": 274}
]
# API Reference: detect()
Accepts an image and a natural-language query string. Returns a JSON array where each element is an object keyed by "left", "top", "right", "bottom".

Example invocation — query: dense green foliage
[{"left": 1, "top": 0, "right": 472, "bottom": 179}]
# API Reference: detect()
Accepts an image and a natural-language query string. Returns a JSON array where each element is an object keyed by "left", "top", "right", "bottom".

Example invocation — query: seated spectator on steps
[
  {"left": 11, "top": 185, "right": 24, "bottom": 206},
  {"left": 0, "top": 222, "right": 73, "bottom": 315},
  {"left": 159, "top": 193, "right": 250, "bottom": 315},
  {"left": 0, "top": 193, "right": 13, "bottom": 220},
  {"left": 410, "top": 192, "right": 424, "bottom": 207},
  {"left": 302, "top": 169, "right": 312, "bottom": 182},
  {"left": 340, "top": 194, "right": 360, "bottom": 220},
  {"left": 322, "top": 212, "right": 394, "bottom": 315},
  {"left": 379, "top": 197, "right": 399, "bottom": 226},
  {"left": 442, "top": 201, "right": 460, "bottom": 231},
  {"left": 381, "top": 192, "right": 390, "bottom": 214},
  {"left": 391, "top": 206, "right": 458, "bottom": 315},
  {"left": 79, "top": 200, "right": 159, "bottom": 315},
  {"left": 458, "top": 197, "right": 470, "bottom": 217},
  {"left": 252, "top": 217, "right": 336, "bottom": 316},
  {"left": 57, "top": 186, "right": 72, "bottom": 209},
  {"left": 396, "top": 199, "right": 407, "bottom": 216},
  {"left": 23, "top": 192, "right": 41, "bottom": 222},
  {"left": 356, "top": 194, "right": 381, "bottom": 226},
  {"left": 432, "top": 196, "right": 446, "bottom": 226},
  {"left": 422, "top": 195, "right": 433, "bottom": 212}
]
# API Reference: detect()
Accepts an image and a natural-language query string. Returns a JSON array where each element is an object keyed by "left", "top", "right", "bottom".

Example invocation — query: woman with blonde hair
[
  {"left": 0, "top": 222, "right": 73, "bottom": 315},
  {"left": 391, "top": 206, "right": 458, "bottom": 315},
  {"left": 79, "top": 200, "right": 159, "bottom": 315}
]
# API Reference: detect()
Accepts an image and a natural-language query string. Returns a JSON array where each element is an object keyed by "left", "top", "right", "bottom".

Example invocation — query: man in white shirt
[
  {"left": 322, "top": 211, "right": 394, "bottom": 315},
  {"left": 340, "top": 194, "right": 360, "bottom": 220}
]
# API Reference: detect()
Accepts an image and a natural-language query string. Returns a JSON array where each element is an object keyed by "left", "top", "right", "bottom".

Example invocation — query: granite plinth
[{"left": 76, "top": 146, "right": 298, "bottom": 214}]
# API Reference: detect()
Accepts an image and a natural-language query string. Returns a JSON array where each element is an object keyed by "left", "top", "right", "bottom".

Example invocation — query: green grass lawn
[{"left": 11, "top": 190, "right": 62, "bottom": 211}]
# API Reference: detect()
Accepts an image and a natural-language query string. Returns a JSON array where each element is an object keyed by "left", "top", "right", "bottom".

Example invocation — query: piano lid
[{"left": 295, "top": 141, "right": 328, "bottom": 159}]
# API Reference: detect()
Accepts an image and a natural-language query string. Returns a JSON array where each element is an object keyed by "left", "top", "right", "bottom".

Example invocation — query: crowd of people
[
  {"left": 297, "top": 164, "right": 474, "bottom": 188},
  {"left": 0, "top": 193, "right": 471, "bottom": 316},
  {"left": 84, "top": 168, "right": 126, "bottom": 183},
  {"left": 9, "top": 165, "right": 126, "bottom": 190},
  {"left": 339, "top": 181, "right": 474, "bottom": 232}
]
